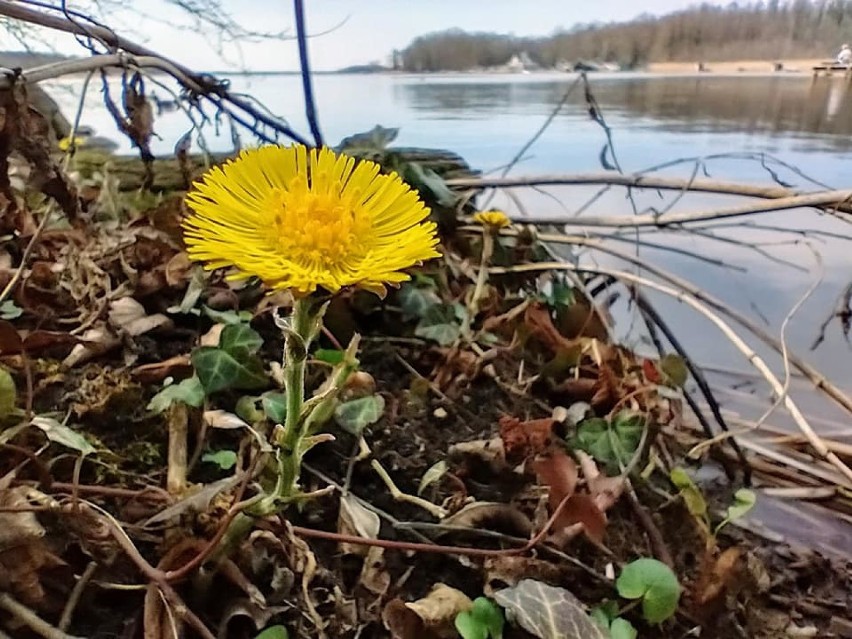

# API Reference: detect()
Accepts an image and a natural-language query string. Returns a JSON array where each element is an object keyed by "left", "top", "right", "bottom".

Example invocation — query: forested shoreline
[{"left": 398, "top": 1, "right": 852, "bottom": 71}]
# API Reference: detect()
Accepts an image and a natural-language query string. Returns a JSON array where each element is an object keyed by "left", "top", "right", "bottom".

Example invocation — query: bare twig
[{"left": 0, "top": 593, "right": 83, "bottom": 639}]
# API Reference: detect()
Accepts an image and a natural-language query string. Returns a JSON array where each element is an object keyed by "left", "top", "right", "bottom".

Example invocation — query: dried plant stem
[
  {"left": 492, "top": 261, "right": 852, "bottom": 486},
  {"left": 371, "top": 459, "right": 448, "bottom": 519},
  {"left": 0, "top": 593, "right": 83, "bottom": 639}
]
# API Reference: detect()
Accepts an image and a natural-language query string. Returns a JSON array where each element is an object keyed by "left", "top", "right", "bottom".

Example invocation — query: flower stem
[
  {"left": 462, "top": 230, "right": 495, "bottom": 338},
  {"left": 278, "top": 297, "right": 315, "bottom": 500}
]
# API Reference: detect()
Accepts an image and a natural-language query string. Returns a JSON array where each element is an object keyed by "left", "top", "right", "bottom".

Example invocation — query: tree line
[{"left": 398, "top": 1, "right": 852, "bottom": 71}]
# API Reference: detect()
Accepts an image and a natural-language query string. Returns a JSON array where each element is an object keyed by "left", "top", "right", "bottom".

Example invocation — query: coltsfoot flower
[
  {"left": 473, "top": 210, "right": 511, "bottom": 231},
  {"left": 183, "top": 145, "right": 440, "bottom": 296}
]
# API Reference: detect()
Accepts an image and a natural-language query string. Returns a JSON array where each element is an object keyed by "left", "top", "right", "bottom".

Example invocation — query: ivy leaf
[
  {"left": 398, "top": 283, "right": 441, "bottom": 320},
  {"left": 261, "top": 392, "right": 288, "bottom": 424},
  {"left": 493, "top": 579, "right": 607, "bottom": 639},
  {"left": 575, "top": 412, "right": 644, "bottom": 467},
  {"left": 147, "top": 376, "right": 205, "bottom": 414},
  {"left": 202, "top": 449, "right": 237, "bottom": 470},
  {"left": 404, "top": 162, "right": 458, "bottom": 207},
  {"left": 30, "top": 416, "right": 96, "bottom": 456},
  {"left": 415, "top": 304, "right": 461, "bottom": 346},
  {"left": 616, "top": 558, "right": 681, "bottom": 624},
  {"left": 192, "top": 347, "right": 268, "bottom": 394},
  {"left": 334, "top": 394, "right": 385, "bottom": 435},
  {"left": 219, "top": 323, "right": 263, "bottom": 357}
]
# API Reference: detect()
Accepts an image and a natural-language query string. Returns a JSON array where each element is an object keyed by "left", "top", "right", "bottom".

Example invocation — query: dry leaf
[
  {"left": 108, "top": 297, "right": 172, "bottom": 336},
  {"left": 499, "top": 415, "right": 554, "bottom": 461},
  {"left": 441, "top": 502, "right": 532, "bottom": 538},
  {"left": 338, "top": 493, "right": 380, "bottom": 556},
  {"left": 405, "top": 583, "right": 472, "bottom": 636}
]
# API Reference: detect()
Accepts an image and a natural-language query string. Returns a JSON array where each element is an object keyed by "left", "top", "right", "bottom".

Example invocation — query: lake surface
[{"left": 43, "top": 73, "right": 852, "bottom": 552}]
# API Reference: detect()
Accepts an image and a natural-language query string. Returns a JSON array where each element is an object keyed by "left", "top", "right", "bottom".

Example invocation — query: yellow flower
[
  {"left": 183, "top": 145, "right": 440, "bottom": 296},
  {"left": 473, "top": 210, "right": 511, "bottom": 231}
]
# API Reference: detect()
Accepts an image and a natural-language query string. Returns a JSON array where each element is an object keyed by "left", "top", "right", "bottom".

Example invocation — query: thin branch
[{"left": 293, "top": 0, "right": 322, "bottom": 147}]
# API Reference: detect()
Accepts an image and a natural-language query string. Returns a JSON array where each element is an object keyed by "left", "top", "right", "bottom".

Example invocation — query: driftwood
[
  {"left": 71, "top": 147, "right": 479, "bottom": 192},
  {"left": 446, "top": 172, "right": 852, "bottom": 216}
]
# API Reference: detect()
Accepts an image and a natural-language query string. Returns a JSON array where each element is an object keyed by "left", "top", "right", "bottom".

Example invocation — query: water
[{"left": 43, "top": 72, "right": 852, "bottom": 552}]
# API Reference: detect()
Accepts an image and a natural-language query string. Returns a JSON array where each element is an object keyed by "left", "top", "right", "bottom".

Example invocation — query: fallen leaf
[
  {"left": 524, "top": 303, "right": 578, "bottom": 354},
  {"left": 493, "top": 579, "right": 606, "bottom": 639},
  {"left": 132, "top": 354, "right": 192, "bottom": 384},
  {"left": 383, "top": 598, "right": 438, "bottom": 639},
  {"left": 108, "top": 297, "right": 172, "bottom": 336},
  {"left": 441, "top": 502, "right": 532, "bottom": 538},
  {"left": 532, "top": 449, "right": 578, "bottom": 508},
  {"left": 165, "top": 251, "right": 192, "bottom": 286},
  {"left": 338, "top": 493, "right": 380, "bottom": 556},
  {"left": 499, "top": 415, "right": 554, "bottom": 461},
  {"left": 693, "top": 547, "right": 744, "bottom": 618},
  {"left": 405, "top": 583, "right": 472, "bottom": 631}
]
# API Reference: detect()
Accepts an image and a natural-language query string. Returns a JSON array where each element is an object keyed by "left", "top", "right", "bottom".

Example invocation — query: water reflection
[{"left": 399, "top": 75, "right": 852, "bottom": 150}]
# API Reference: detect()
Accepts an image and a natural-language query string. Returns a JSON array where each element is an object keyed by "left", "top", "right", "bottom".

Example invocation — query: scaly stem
[
  {"left": 278, "top": 296, "right": 316, "bottom": 500},
  {"left": 462, "top": 230, "right": 495, "bottom": 338}
]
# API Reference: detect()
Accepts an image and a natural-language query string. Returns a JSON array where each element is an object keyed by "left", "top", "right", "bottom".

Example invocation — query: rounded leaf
[{"left": 616, "top": 558, "right": 680, "bottom": 624}]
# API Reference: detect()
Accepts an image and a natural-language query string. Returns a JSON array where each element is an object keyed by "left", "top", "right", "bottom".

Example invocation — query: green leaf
[
  {"left": 147, "top": 376, "right": 205, "bottom": 414},
  {"left": 235, "top": 395, "right": 264, "bottom": 423},
  {"left": 669, "top": 467, "right": 707, "bottom": 519},
  {"left": 455, "top": 612, "right": 488, "bottom": 639},
  {"left": 616, "top": 558, "right": 681, "bottom": 625},
  {"left": 30, "top": 416, "right": 96, "bottom": 456},
  {"left": 202, "top": 449, "right": 237, "bottom": 470},
  {"left": 575, "top": 417, "right": 614, "bottom": 463},
  {"left": 590, "top": 607, "right": 611, "bottom": 631},
  {"left": 609, "top": 618, "right": 638, "bottom": 639},
  {"left": 191, "top": 347, "right": 268, "bottom": 394},
  {"left": 546, "top": 280, "right": 575, "bottom": 309},
  {"left": 336, "top": 125, "right": 399, "bottom": 156},
  {"left": 0, "top": 300, "right": 22, "bottom": 320},
  {"left": 334, "top": 394, "right": 385, "bottom": 435},
  {"left": 471, "top": 597, "right": 504, "bottom": 639},
  {"left": 418, "top": 460, "right": 449, "bottom": 495},
  {"left": 314, "top": 348, "right": 345, "bottom": 365},
  {"left": 261, "top": 392, "right": 288, "bottom": 424},
  {"left": 202, "top": 306, "right": 252, "bottom": 325},
  {"left": 716, "top": 488, "right": 757, "bottom": 534},
  {"left": 219, "top": 323, "right": 263, "bottom": 357},
  {"left": 253, "top": 626, "right": 290, "bottom": 639},
  {"left": 574, "top": 413, "right": 644, "bottom": 468},
  {"left": 659, "top": 354, "right": 689, "bottom": 387},
  {"left": 404, "top": 162, "right": 458, "bottom": 207},
  {"left": 0, "top": 367, "right": 16, "bottom": 417},
  {"left": 398, "top": 282, "right": 441, "bottom": 320},
  {"left": 415, "top": 303, "right": 460, "bottom": 346}
]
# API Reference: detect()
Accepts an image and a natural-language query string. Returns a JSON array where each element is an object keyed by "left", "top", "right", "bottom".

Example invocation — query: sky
[{"left": 11, "top": 0, "right": 700, "bottom": 72}]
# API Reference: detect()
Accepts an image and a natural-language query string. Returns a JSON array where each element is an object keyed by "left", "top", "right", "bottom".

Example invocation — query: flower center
[{"left": 267, "top": 181, "right": 369, "bottom": 266}]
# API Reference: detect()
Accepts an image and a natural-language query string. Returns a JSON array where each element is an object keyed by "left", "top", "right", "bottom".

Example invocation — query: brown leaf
[
  {"left": 590, "top": 364, "right": 620, "bottom": 411},
  {"left": 0, "top": 319, "right": 22, "bottom": 355},
  {"left": 558, "top": 493, "right": 607, "bottom": 545},
  {"left": 165, "top": 251, "right": 192, "bottom": 286},
  {"left": 693, "top": 547, "right": 744, "bottom": 618},
  {"left": 532, "top": 449, "right": 578, "bottom": 507},
  {"left": 499, "top": 415, "right": 555, "bottom": 461},
  {"left": 383, "top": 598, "right": 438, "bottom": 639},
  {"left": 405, "top": 583, "right": 472, "bottom": 634},
  {"left": 524, "top": 303, "right": 578, "bottom": 353},
  {"left": 441, "top": 502, "right": 532, "bottom": 538},
  {"left": 132, "top": 355, "right": 192, "bottom": 384}
]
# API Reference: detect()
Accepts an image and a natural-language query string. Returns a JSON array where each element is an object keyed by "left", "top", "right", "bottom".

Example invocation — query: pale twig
[
  {"left": 0, "top": 593, "right": 83, "bottom": 639},
  {"left": 490, "top": 261, "right": 852, "bottom": 486},
  {"left": 371, "top": 459, "right": 448, "bottom": 519},
  {"left": 58, "top": 561, "right": 98, "bottom": 631}
]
